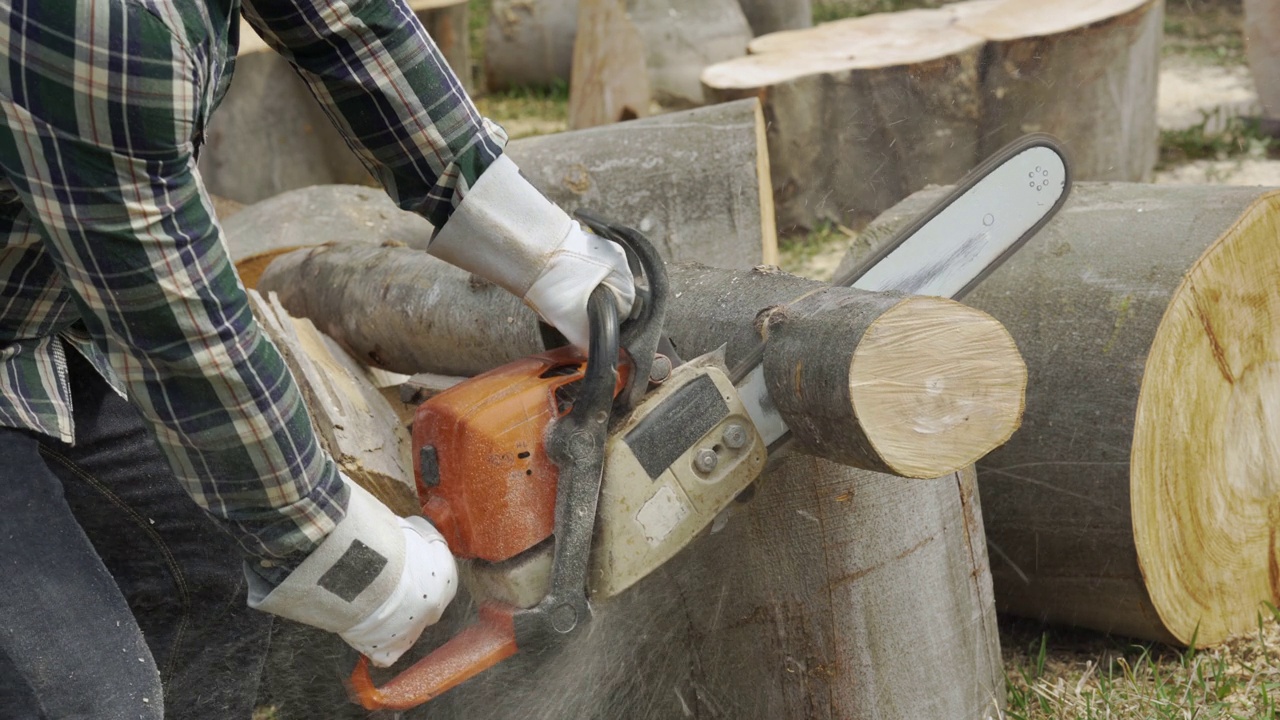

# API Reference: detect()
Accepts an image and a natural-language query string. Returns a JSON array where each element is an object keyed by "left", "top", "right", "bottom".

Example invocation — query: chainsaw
[{"left": 348, "top": 133, "right": 1072, "bottom": 711}]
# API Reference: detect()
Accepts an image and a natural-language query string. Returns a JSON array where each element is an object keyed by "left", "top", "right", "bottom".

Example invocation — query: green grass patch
[{"left": 1159, "top": 116, "right": 1279, "bottom": 169}]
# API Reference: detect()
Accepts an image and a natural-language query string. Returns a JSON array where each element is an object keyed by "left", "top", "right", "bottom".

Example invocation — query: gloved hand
[
  {"left": 339, "top": 517, "right": 457, "bottom": 667},
  {"left": 424, "top": 155, "right": 636, "bottom": 350},
  {"left": 522, "top": 222, "right": 636, "bottom": 349},
  {"left": 245, "top": 480, "right": 458, "bottom": 668}
]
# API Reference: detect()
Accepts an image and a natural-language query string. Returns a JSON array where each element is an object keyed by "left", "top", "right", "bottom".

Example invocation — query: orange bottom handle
[{"left": 348, "top": 603, "right": 520, "bottom": 711}]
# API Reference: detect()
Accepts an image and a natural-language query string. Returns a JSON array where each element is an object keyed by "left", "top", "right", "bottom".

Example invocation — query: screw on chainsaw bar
[
  {"left": 649, "top": 355, "right": 673, "bottom": 384},
  {"left": 722, "top": 424, "right": 748, "bottom": 450},
  {"left": 694, "top": 448, "right": 719, "bottom": 474}
]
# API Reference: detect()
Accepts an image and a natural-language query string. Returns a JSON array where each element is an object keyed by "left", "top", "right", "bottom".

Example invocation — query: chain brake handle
[{"left": 347, "top": 216, "right": 667, "bottom": 711}]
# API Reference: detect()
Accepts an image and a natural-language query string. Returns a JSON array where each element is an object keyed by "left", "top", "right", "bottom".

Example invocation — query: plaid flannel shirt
[{"left": 0, "top": 0, "right": 507, "bottom": 567}]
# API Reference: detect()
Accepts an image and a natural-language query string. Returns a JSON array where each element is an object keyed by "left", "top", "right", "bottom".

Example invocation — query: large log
[
  {"left": 257, "top": 243, "right": 1025, "bottom": 478},
  {"left": 199, "top": 2, "right": 470, "bottom": 205},
  {"left": 568, "top": 0, "right": 753, "bottom": 128},
  {"left": 261, "top": 463, "right": 1003, "bottom": 720},
  {"left": 483, "top": 0, "right": 579, "bottom": 91},
  {"left": 1245, "top": 0, "right": 1280, "bottom": 120},
  {"left": 704, "top": 0, "right": 1162, "bottom": 233},
  {"left": 841, "top": 182, "right": 1280, "bottom": 647},
  {"left": 223, "top": 100, "right": 780, "bottom": 276}
]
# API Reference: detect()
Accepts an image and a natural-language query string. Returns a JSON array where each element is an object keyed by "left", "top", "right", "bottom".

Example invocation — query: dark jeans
[{"left": 0, "top": 351, "right": 272, "bottom": 719}]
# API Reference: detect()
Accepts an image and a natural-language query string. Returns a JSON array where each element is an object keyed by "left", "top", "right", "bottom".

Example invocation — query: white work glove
[
  {"left": 424, "top": 155, "right": 636, "bottom": 350},
  {"left": 244, "top": 480, "right": 458, "bottom": 668},
  {"left": 339, "top": 516, "right": 457, "bottom": 667},
  {"left": 522, "top": 222, "right": 636, "bottom": 349}
]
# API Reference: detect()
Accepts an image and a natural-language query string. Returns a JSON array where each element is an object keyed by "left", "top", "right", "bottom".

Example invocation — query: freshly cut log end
[
  {"left": 762, "top": 290, "right": 1026, "bottom": 479},
  {"left": 1132, "top": 191, "right": 1280, "bottom": 646},
  {"left": 853, "top": 297, "right": 1027, "bottom": 479}
]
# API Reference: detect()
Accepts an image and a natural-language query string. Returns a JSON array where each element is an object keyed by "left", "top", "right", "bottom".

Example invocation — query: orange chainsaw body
[{"left": 412, "top": 345, "right": 631, "bottom": 563}]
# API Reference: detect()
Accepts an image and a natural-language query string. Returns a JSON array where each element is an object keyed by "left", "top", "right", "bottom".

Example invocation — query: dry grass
[{"left": 1000, "top": 610, "right": 1280, "bottom": 720}]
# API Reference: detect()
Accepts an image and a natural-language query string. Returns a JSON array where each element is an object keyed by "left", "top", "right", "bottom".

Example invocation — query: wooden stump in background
[
  {"left": 703, "top": 11, "right": 986, "bottom": 232},
  {"left": 484, "top": 0, "right": 579, "bottom": 92},
  {"left": 737, "top": 0, "right": 813, "bottom": 36},
  {"left": 1245, "top": 0, "right": 1280, "bottom": 120},
  {"left": 569, "top": 0, "right": 753, "bottom": 128},
  {"left": 704, "top": 0, "right": 1163, "bottom": 233},
  {"left": 956, "top": 0, "right": 1163, "bottom": 183},
  {"left": 843, "top": 182, "right": 1280, "bottom": 647}
]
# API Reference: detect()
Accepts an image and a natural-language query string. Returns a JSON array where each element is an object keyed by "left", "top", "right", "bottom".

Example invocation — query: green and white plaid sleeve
[{"left": 0, "top": 0, "right": 346, "bottom": 565}]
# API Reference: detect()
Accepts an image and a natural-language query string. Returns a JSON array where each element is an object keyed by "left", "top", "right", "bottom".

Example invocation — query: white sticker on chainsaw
[{"left": 636, "top": 484, "right": 690, "bottom": 546}]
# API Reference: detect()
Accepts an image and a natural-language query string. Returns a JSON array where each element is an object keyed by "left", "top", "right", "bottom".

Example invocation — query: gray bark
[
  {"left": 738, "top": 0, "right": 813, "bottom": 36},
  {"left": 839, "top": 182, "right": 1279, "bottom": 644},
  {"left": 1246, "top": 0, "right": 1280, "bottom": 120},
  {"left": 484, "top": 0, "right": 579, "bottom": 91}
]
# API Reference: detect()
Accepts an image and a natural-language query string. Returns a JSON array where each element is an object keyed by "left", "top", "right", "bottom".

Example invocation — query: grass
[
  {"left": 1158, "top": 116, "right": 1280, "bottom": 169},
  {"left": 1001, "top": 609, "right": 1280, "bottom": 720},
  {"left": 1163, "top": 0, "right": 1246, "bottom": 66}
]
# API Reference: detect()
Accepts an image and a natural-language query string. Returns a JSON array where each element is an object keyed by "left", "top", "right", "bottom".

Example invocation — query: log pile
[
  {"left": 702, "top": 0, "right": 1163, "bottom": 232},
  {"left": 484, "top": 0, "right": 579, "bottom": 92},
  {"left": 242, "top": 243, "right": 1020, "bottom": 719},
  {"left": 842, "top": 182, "right": 1280, "bottom": 647},
  {"left": 568, "top": 0, "right": 753, "bottom": 127}
]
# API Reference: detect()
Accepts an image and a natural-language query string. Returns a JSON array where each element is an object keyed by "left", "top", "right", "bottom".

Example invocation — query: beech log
[
  {"left": 256, "top": 243, "right": 1025, "bottom": 478},
  {"left": 222, "top": 101, "right": 779, "bottom": 278},
  {"left": 1246, "top": 0, "right": 1280, "bottom": 119},
  {"left": 842, "top": 182, "right": 1280, "bottom": 647},
  {"left": 703, "top": 0, "right": 1162, "bottom": 232},
  {"left": 568, "top": 0, "right": 752, "bottom": 128},
  {"left": 483, "top": 0, "right": 578, "bottom": 91}
]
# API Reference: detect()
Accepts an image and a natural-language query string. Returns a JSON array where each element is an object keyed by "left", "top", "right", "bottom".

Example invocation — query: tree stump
[
  {"left": 738, "top": 0, "right": 813, "bottom": 36},
  {"left": 568, "top": 0, "right": 753, "bottom": 128},
  {"left": 484, "top": 0, "right": 579, "bottom": 91},
  {"left": 703, "top": 0, "right": 1163, "bottom": 233},
  {"left": 1245, "top": 0, "right": 1280, "bottom": 120},
  {"left": 843, "top": 182, "right": 1280, "bottom": 647}
]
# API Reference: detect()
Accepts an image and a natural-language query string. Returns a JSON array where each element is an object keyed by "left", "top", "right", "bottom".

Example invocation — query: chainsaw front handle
[{"left": 348, "top": 602, "right": 519, "bottom": 711}]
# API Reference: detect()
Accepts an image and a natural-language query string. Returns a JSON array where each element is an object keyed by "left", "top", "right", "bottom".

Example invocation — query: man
[{"left": 0, "top": 0, "right": 634, "bottom": 717}]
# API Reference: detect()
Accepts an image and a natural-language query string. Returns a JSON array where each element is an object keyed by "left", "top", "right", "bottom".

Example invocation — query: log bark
[
  {"left": 568, "top": 0, "right": 753, "bottom": 128},
  {"left": 199, "top": 4, "right": 470, "bottom": 205},
  {"left": 704, "top": 0, "right": 1162, "bottom": 233},
  {"left": 483, "top": 0, "right": 579, "bottom": 91},
  {"left": 1245, "top": 0, "right": 1280, "bottom": 120},
  {"left": 737, "top": 0, "right": 813, "bottom": 36},
  {"left": 261, "top": 462, "right": 1003, "bottom": 720},
  {"left": 841, "top": 182, "right": 1280, "bottom": 647},
  {"left": 222, "top": 100, "right": 780, "bottom": 276},
  {"left": 256, "top": 243, "right": 1026, "bottom": 478}
]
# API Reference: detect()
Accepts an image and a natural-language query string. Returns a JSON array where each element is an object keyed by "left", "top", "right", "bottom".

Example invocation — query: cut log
[
  {"left": 737, "top": 0, "right": 813, "bottom": 36},
  {"left": 261, "top": 461, "right": 1003, "bottom": 720},
  {"left": 505, "top": 99, "right": 779, "bottom": 266},
  {"left": 702, "top": 11, "right": 986, "bottom": 232},
  {"left": 568, "top": 0, "right": 753, "bottom": 128},
  {"left": 956, "top": 0, "right": 1163, "bottom": 183},
  {"left": 256, "top": 243, "right": 1026, "bottom": 478},
  {"left": 483, "top": 0, "right": 579, "bottom": 91},
  {"left": 1245, "top": 0, "right": 1280, "bottom": 120},
  {"left": 247, "top": 290, "right": 419, "bottom": 516},
  {"left": 222, "top": 100, "right": 780, "bottom": 276},
  {"left": 704, "top": 0, "right": 1162, "bottom": 232},
  {"left": 842, "top": 182, "right": 1280, "bottom": 647},
  {"left": 199, "top": 2, "right": 470, "bottom": 205}
]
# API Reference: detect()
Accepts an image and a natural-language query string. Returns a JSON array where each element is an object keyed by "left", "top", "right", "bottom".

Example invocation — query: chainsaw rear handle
[{"left": 348, "top": 287, "right": 622, "bottom": 711}]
